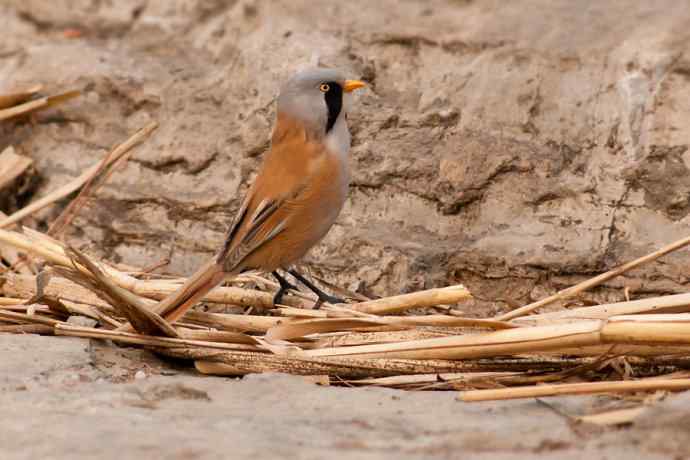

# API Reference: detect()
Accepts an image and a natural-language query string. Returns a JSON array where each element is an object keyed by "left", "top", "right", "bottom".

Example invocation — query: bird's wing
[{"left": 216, "top": 130, "right": 327, "bottom": 272}]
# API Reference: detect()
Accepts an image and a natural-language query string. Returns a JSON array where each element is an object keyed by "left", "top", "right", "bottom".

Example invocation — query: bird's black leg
[
  {"left": 287, "top": 268, "right": 344, "bottom": 308},
  {"left": 272, "top": 271, "right": 298, "bottom": 305}
]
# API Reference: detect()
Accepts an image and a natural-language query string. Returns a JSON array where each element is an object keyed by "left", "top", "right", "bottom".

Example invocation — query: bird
[{"left": 151, "top": 68, "right": 366, "bottom": 323}]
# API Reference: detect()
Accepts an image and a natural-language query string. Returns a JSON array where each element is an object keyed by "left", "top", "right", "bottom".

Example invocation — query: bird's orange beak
[{"left": 343, "top": 80, "right": 366, "bottom": 92}]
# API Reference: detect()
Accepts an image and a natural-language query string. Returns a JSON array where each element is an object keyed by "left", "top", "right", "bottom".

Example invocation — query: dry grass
[
  {"left": 0, "top": 88, "right": 79, "bottom": 121},
  {"left": 4, "top": 222, "right": 690, "bottom": 411},
  {"left": 2, "top": 88, "right": 690, "bottom": 428}
]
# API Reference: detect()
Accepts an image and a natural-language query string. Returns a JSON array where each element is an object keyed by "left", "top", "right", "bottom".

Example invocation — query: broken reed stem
[
  {"left": 0, "top": 121, "right": 158, "bottom": 229},
  {"left": 349, "top": 284, "right": 471, "bottom": 315},
  {"left": 0, "top": 323, "right": 53, "bottom": 334},
  {"left": 303, "top": 315, "right": 690, "bottom": 360},
  {"left": 311, "top": 329, "right": 469, "bottom": 348},
  {"left": 266, "top": 315, "right": 517, "bottom": 341},
  {"left": 344, "top": 372, "right": 522, "bottom": 388},
  {"left": 187, "top": 354, "right": 596, "bottom": 380},
  {"left": 176, "top": 328, "right": 259, "bottom": 344},
  {"left": 173, "top": 311, "right": 284, "bottom": 333},
  {"left": 0, "top": 305, "right": 51, "bottom": 313},
  {"left": 0, "top": 85, "right": 43, "bottom": 110},
  {"left": 57, "top": 247, "right": 179, "bottom": 338},
  {"left": 459, "top": 377, "right": 690, "bottom": 402},
  {"left": 155, "top": 347, "right": 551, "bottom": 379},
  {"left": 2, "top": 273, "right": 113, "bottom": 308},
  {"left": 514, "top": 292, "right": 690, "bottom": 326},
  {"left": 54, "top": 323, "right": 262, "bottom": 352},
  {"left": 0, "top": 90, "right": 79, "bottom": 122},
  {"left": 304, "top": 321, "right": 603, "bottom": 360},
  {"left": 602, "top": 314, "right": 690, "bottom": 344},
  {"left": 498, "top": 233, "right": 690, "bottom": 321},
  {"left": 0, "top": 99, "right": 46, "bottom": 121},
  {"left": 192, "top": 353, "right": 581, "bottom": 377},
  {"left": 575, "top": 407, "right": 648, "bottom": 426},
  {"left": 0, "top": 309, "right": 62, "bottom": 326},
  {"left": 0, "top": 298, "right": 24, "bottom": 306},
  {"left": 530, "top": 344, "right": 690, "bottom": 357}
]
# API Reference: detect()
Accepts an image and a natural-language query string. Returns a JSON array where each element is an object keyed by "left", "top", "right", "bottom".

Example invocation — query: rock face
[{"left": 3, "top": 1, "right": 690, "bottom": 314}]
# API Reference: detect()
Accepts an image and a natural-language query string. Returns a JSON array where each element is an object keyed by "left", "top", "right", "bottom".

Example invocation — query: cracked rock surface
[{"left": 3, "top": 1, "right": 690, "bottom": 314}]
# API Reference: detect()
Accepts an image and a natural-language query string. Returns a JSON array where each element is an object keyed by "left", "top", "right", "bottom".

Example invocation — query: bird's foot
[
  {"left": 272, "top": 271, "right": 298, "bottom": 305},
  {"left": 287, "top": 269, "right": 345, "bottom": 309}
]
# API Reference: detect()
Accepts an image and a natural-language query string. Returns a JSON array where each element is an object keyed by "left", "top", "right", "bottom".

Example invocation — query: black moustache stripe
[{"left": 324, "top": 81, "right": 342, "bottom": 134}]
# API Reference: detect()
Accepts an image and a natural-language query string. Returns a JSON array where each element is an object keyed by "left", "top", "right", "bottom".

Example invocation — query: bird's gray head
[{"left": 276, "top": 68, "right": 365, "bottom": 140}]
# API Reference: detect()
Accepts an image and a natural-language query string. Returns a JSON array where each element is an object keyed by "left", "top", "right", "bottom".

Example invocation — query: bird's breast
[
  {"left": 310, "top": 150, "right": 349, "bottom": 229},
  {"left": 324, "top": 114, "right": 351, "bottom": 162}
]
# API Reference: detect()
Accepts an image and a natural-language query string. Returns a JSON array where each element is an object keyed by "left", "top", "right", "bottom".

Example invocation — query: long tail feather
[{"left": 153, "top": 259, "right": 227, "bottom": 323}]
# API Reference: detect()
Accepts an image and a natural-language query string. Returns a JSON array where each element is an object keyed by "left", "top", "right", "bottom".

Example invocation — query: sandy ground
[{"left": 1, "top": 333, "right": 689, "bottom": 459}]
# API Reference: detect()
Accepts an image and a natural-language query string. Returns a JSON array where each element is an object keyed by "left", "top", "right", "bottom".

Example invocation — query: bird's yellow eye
[{"left": 319, "top": 83, "right": 330, "bottom": 92}]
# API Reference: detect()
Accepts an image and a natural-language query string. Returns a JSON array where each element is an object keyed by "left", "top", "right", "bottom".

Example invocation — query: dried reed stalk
[
  {"left": 178, "top": 353, "right": 586, "bottom": 379},
  {"left": 54, "top": 323, "right": 262, "bottom": 352},
  {"left": 0, "top": 121, "right": 157, "bottom": 228},
  {"left": 1, "top": 273, "right": 113, "bottom": 308},
  {"left": 349, "top": 284, "right": 471, "bottom": 314},
  {"left": 576, "top": 406, "right": 647, "bottom": 426},
  {"left": 176, "top": 328, "right": 259, "bottom": 344},
  {"left": 602, "top": 314, "right": 690, "bottom": 344},
  {"left": 319, "top": 304, "right": 379, "bottom": 318},
  {"left": 275, "top": 305, "right": 385, "bottom": 319},
  {"left": 0, "top": 309, "right": 63, "bottom": 326},
  {"left": 276, "top": 307, "right": 513, "bottom": 329},
  {"left": 345, "top": 372, "right": 522, "bottom": 387},
  {"left": 459, "top": 377, "right": 690, "bottom": 402},
  {"left": 304, "top": 316, "right": 690, "bottom": 360},
  {"left": 181, "top": 311, "right": 284, "bottom": 332},
  {"left": 0, "top": 85, "right": 43, "bottom": 109},
  {"left": 311, "top": 329, "right": 457, "bottom": 348},
  {"left": 0, "top": 90, "right": 79, "bottom": 122},
  {"left": 0, "top": 323, "right": 53, "bottom": 334},
  {"left": 60, "top": 247, "right": 179, "bottom": 337},
  {"left": 532, "top": 344, "right": 690, "bottom": 357},
  {"left": 172, "top": 349, "right": 548, "bottom": 379},
  {"left": 272, "top": 307, "right": 330, "bottom": 318},
  {"left": 0, "top": 298, "right": 24, "bottom": 306},
  {"left": 0, "top": 305, "right": 52, "bottom": 314},
  {"left": 304, "top": 321, "right": 603, "bottom": 360},
  {"left": 266, "top": 315, "right": 516, "bottom": 341},
  {"left": 516, "top": 292, "right": 690, "bottom": 326}
]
